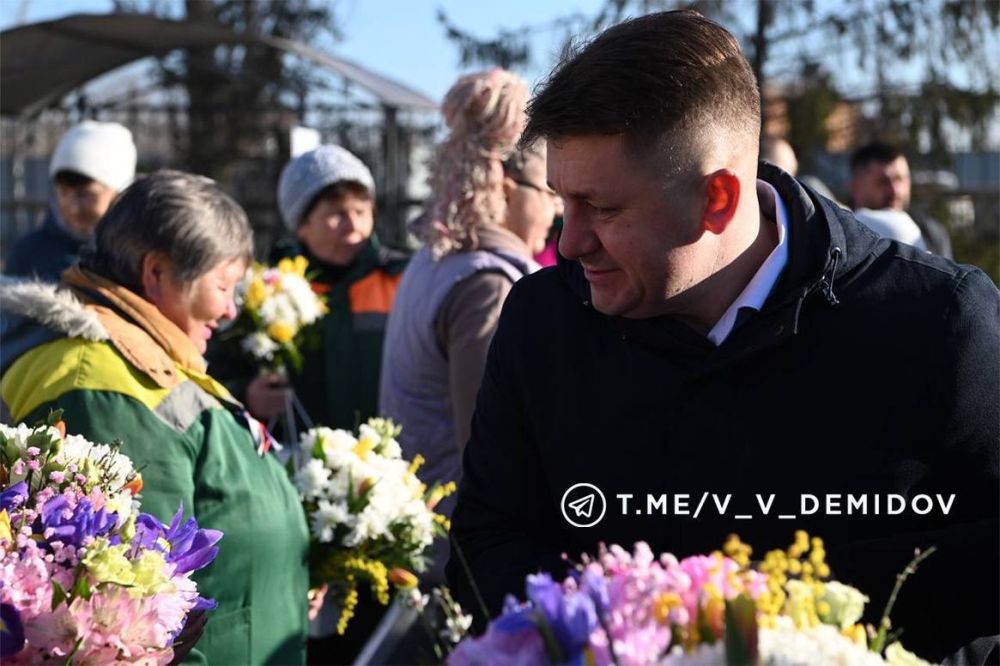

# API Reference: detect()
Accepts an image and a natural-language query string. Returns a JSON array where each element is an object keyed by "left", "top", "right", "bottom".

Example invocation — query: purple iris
[
  {"left": 40, "top": 495, "right": 116, "bottom": 548},
  {"left": 129, "top": 505, "right": 222, "bottom": 574},
  {"left": 524, "top": 573, "right": 598, "bottom": 662},
  {"left": 0, "top": 482, "right": 28, "bottom": 512},
  {"left": 579, "top": 567, "right": 610, "bottom": 616},
  {"left": 129, "top": 513, "right": 169, "bottom": 558},
  {"left": 162, "top": 505, "right": 223, "bottom": 575},
  {"left": 129, "top": 505, "right": 222, "bottom": 612},
  {"left": 1, "top": 602, "right": 25, "bottom": 658}
]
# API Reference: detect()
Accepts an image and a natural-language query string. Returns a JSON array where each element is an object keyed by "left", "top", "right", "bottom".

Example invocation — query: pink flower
[{"left": 23, "top": 603, "right": 77, "bottom": 657}]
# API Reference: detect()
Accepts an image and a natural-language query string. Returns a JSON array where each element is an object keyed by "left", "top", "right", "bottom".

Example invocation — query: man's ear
[
  {"left": 140, "top": 252, "right": 171, "bottom": 302},
  {"left": 702, "top": 169, "right": 740, "bottom": 234}
]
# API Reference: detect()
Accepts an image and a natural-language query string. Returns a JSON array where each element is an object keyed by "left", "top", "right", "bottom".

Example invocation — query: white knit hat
[
  {"left": 49, "top": 121, "right": 137, "bottom": 192},
  {"left": 277, "top": 145, "right": 375, "bottom": 229}
]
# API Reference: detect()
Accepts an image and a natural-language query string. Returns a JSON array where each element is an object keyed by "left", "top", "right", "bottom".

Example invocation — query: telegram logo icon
[{"left": 560, "top": 482, "right": 607, "bottom": 528}]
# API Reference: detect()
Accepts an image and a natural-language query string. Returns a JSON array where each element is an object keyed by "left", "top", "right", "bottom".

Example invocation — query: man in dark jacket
[
  {"left": 447, "top": 10, "right": 998, "bottom": 663},
  {"left": 849, "top": 141, "right": 953, "bottom": 258}
]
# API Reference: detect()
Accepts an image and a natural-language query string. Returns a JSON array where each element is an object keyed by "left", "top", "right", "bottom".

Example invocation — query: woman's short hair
[{"left": 84, "top": 170, "right": 253, "bottom": 293}]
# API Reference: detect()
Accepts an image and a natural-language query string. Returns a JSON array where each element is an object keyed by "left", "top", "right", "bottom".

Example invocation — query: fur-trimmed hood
[{"left": 0, "top": 277, "right": 108, "bottom": 375}]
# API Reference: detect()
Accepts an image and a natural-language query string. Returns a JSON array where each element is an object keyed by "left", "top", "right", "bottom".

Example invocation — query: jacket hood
[
  {"left": 554, "top": 162, "right": 885, "bottom": 355},
  {"left": 0, "top": 277, "right": 108, "bottom": 375}
]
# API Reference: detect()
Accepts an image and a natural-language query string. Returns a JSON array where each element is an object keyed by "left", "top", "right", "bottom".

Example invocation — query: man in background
[
  {"left": 5, "top": 121, "right": 137, "bottom": 281},
  {"left": 849, "top": 141, "right": 953, "bottom": 257}
]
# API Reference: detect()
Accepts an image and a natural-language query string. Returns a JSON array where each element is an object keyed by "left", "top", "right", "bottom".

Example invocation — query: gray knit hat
[{"left": 277, "top": 145, "right": 375, "bottom": 229}]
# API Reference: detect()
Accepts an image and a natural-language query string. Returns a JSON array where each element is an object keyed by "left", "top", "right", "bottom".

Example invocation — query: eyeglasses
[{"left": 512, "top": 179, "right": 558, "bottom": 197}]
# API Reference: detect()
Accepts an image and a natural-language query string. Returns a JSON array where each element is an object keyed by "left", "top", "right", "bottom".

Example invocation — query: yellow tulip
[{"left": 267, "top": 321, "right": 295, "bottom": 343}]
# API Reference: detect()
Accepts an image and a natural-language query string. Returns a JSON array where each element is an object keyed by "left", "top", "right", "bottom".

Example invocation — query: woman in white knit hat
[{"left": 5, "top": 120, "right": 137, "bottom": 282}]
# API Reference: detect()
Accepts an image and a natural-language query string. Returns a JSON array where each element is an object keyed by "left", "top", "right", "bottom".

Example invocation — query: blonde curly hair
[{"left": 424, "top": 68, "right": 528, "bottom": 259}]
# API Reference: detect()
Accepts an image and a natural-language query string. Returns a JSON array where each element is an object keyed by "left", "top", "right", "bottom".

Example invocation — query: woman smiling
[{"left": 0, "top": 170, "right": 310, "bottom": 665}]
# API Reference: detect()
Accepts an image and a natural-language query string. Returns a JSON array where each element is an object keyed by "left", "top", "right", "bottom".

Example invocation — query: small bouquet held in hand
[
  {"left": 230, "top": 256, "right": 328, "bottom": 372},
  {"left": 0, "top": 413, "right": 221, "bottom": 664},
  {"left": 294, "top": 418, "right": 454, "bottom": 634},
  {"left": 448, "top": 532, "right": 932, "bottom": 665}
]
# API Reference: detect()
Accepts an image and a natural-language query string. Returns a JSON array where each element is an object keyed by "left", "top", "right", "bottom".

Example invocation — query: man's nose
[{"left": 558, "top": 207, "right": 599, "bottom": 260}]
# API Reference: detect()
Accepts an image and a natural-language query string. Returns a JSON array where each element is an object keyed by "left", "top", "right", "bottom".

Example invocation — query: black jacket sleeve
[
  {"left": 445, "top": 283, "right": 565, "bottom": 626},
  {"left": 831, "top": 267, "right": 999, "bottom": 662}
]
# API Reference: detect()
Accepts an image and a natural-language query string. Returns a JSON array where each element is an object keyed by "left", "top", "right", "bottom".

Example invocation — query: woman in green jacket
[{"left": 0, "top": 171, "right": 310, "bottom": 665}]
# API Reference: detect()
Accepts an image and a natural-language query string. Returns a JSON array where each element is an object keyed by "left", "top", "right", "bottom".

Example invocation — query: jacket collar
[
  {"left": 62, "top": 266, "right": 207, "bottom": 375},
  {"left": 293, "top": 234, "right": 388, "bottom": 286}
]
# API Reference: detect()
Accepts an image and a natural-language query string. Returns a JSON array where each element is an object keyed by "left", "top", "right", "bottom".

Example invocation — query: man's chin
[{"left": 589, "top": 291, "right": 635, "bottom": 318}]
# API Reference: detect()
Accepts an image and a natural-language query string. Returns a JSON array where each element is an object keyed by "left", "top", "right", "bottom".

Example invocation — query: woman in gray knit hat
[
  {"left": 224, "top": 145, "right": 408, "bottom": 431},
  {"left": 207, "top": 144, "right": 409, "bottom": 663}
]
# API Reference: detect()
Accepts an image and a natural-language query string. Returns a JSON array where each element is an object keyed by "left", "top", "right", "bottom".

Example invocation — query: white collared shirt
[{"left": 706, "top": 181, "right": 789, "bottom": 346}]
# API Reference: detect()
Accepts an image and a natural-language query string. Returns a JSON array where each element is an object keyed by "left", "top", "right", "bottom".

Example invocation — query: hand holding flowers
[{"left": 229, "top": 256, "right": 328, "bottom": 373}]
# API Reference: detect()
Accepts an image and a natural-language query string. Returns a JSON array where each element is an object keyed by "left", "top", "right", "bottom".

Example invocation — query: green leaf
[
  {"left": 724, "top": 594, "right": 759, "bottom": 665},
  {"left": 531, "top": 611, "right": 566, "bottom": 665},
  {"left": 696, "top": 604, "right": 716, "bottom": 644},
  {"left": 71, "top": 574, "right": 92, "bottom": 601},
  {"left": 51, "top": 579, "right": 68, "bottom": 610},
  {"left": 46, "top": 408, "right": 65, "bottom": 426},
  {"left": 62, "top": 636, "right": 84, "bottom": 666},
  {"left": 312, "top": 434, "right": 326, "bottom": 460}
]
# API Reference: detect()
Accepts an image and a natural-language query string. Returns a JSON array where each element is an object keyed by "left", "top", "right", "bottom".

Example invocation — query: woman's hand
[
  {"left": 308, "top": 584, "right": 328, "bottom": 621},
  {"left": 246, "top": 373, "right": 290, "bottom": 420},
  {"left": 169, "top": 610, "right": 207, "bottom": 665}
]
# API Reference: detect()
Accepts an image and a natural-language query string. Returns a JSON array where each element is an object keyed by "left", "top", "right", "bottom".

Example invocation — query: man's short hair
[
  {"left": 522, "top": 10, "right": 761, "bottom": 169},
  {"left": 850, "top": 142, "right": 905, "bottom": 174}
]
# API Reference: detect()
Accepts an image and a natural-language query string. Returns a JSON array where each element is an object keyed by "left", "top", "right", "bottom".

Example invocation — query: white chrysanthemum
[
  {"left": 296, "top": 458, "right": 333, "bottom": 501},
  {"left": 283, "top": 275, "right": 324, "bottom": 324},
  {"left": 380, "top": 437, "right": 402, "bottom": 459},
  {"left": 0, "top": 422, "right": 50, "bottom": 448},
  {"left": 60, "top": 431, "right": 95, "bottom": 461},
  {"left": 299, "top": 420, "right": 441, "bottom": 557},
  {"left": 84, "top": 443, "right": 136, "bottom": 488},
  {"left": 661, "top": 642, "right": 726, "bottom": 665},
  {"left": 311, "top": 499, "right": 353, "bottom": 543},
  {"left": 757, "top": 616, "right": 886, "bottom": 665},
  {"left": 357, "top": 423, "right": 380, "bottom": 446},
  {"left": 258, "top": 293, "right": 299, "bottom": 328},
  {"left": 321, "top": 429, "right": 359, "bottom": 460},
  {"left": 241, "top": 331, "right": 279, "bottom": 361},
  {"left": 661, "top": 617, "right": 889, "bottom": 666},
  {"left": 105, "top": 490, "right": 137, "bottom": 524}
]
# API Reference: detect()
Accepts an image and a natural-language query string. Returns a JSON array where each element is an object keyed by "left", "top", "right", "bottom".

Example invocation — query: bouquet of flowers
[
  {"left": 448, "top": 532, "right": 931, "bottom": 665},
  {"left": 230, "top": 256, "right": 328, "bottom": 373},
  {"left": 293, "top": 418, "right": 453, "bottom": 634},
  {"left": 0, "top": 413, "right": 221, "bottom": 664}
]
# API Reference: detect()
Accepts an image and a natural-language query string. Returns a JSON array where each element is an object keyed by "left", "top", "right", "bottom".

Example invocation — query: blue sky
[
  {"left": 0, "top": 0, "right": 608, "bottom": 103},
  {"left": 3, "top": 0, "right": 996, "bottom": 148}
]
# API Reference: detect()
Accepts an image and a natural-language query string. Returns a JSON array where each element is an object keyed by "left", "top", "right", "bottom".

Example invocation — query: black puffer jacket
[{"left": 448, "top": 163, "right": 999, "bottom": 662}]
